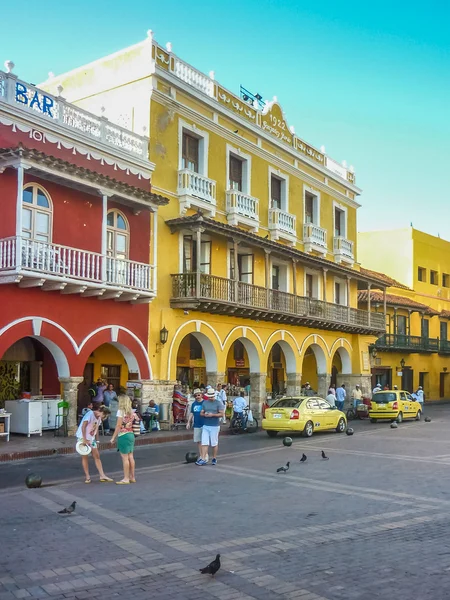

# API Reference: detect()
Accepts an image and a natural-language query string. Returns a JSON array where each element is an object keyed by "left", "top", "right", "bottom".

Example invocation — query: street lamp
[
  {"left": 156, "top": 326, "right": 169, "bottom": 353},
  {"left": 400, "top": 358, "right": 405, "bottom": 369}
]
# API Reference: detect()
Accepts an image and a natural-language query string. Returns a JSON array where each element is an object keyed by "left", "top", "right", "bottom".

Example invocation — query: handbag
[
  {"left": 132, "top": 415, "right": 141, "bottom": 436},
  {"left": 247, "top": 409, "right": 254, "bottom": 423}
]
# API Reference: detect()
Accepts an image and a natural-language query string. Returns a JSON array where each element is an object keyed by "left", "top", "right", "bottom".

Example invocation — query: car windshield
[
  {"left": 373, "top": 392, "right": 396, "bottom": 403},
  {"left": 271, "top": 398, "right": 305, "bottom": 408}
]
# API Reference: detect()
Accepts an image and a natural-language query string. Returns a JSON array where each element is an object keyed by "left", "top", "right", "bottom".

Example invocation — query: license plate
[
  {"left": 377, "top": 404, "right": 385, "bottom": 409},
  {"left": 273, "top": 414, "right": 282, "bottom": 419}
]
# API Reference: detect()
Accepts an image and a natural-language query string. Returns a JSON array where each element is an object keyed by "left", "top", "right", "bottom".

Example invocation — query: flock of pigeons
[{"left": 277, "top": 450, "right": 329, "bottom": 473}]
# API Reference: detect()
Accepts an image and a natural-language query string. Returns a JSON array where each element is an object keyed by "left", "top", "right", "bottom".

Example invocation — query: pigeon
[
  {"left": 300, "top": 454, "right": 307, "bottom": 463},
  {"left": 321, "top": 451, "right": 329, "bottom": 460},
  {"left": 58, "top": 501, "right": 76, "bottom": 515},
  {"left": 200, "top": 554, "right": 221, "bottom": 576},
  {"left": 276, "top": 461, "right": 290, "bottom": 473}
]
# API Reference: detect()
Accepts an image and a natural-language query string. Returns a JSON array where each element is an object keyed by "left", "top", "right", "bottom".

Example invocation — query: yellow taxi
[
  {"left": 262, "top": 396, "right": 347, "bottom": 438},
  {"left": 369, "top": 390, "right": 422, "bottom": 423}
]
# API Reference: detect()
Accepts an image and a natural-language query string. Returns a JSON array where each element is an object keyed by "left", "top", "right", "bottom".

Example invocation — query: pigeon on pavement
[
  {"left": 277, "top": 461, "right": 290, "bottom": 473},
  {"left": 58, "top": 501, "right": 76, "bottom": 515},
  {"left": 200, "top": 554, "right": 221, "bottom": 576},
  {"left": 300, "top": 454, "right": 307, "bottom": 463},
  {"left": 321, "top": 451, "right": 329, "bottom": 460}
]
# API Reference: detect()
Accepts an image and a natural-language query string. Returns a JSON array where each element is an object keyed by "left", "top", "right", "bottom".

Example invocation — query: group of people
[
  {"left": 186, "top": 384, "right": 248, "bottom": 466},
  {"left": 372, "top": 382, "right": 425, "bottom": 406},
  {"left": 326, "top": 384, "right": 363, "bottom": 411}
]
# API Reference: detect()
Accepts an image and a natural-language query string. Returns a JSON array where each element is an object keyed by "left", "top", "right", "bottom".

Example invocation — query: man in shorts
[
  {"left": 186, "top": 389, "right": 204, "bottom": 456},
  {"left": 196, "top": 389, "right": 224, "bottom": 466},
  {"left": 76, "top": 402, "right": 113, "bottom": 484}
]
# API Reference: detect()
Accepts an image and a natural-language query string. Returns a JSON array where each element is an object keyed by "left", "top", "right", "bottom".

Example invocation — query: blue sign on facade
[{"left": 15, "top": 83, "right": 55, "bottom": 118}]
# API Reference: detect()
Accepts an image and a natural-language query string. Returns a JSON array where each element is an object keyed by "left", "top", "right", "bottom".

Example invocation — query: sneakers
[
  {"left": 195, "top": 459, "right": 207, "bottom": 466},
  {"left": 211, "top": 458, "right": 217, "bottom": 466}
]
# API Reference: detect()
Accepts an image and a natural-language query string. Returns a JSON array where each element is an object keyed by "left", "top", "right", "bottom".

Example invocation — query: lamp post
[{"left": 156, "top": 326, "right": 169, "bottom": 353}]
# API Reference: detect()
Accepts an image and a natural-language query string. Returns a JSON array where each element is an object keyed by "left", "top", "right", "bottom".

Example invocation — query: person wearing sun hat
[
  {"left": 187, "top": 388, "right": 204, "bottom": 456},
  {"left": 196, "top": 388, "right": 224, "bottom": 466}
]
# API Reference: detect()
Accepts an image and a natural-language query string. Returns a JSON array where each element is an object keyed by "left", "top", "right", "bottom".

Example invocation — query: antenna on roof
[{"left": 410, "top": 222, "right": 413, "bottom": 227}]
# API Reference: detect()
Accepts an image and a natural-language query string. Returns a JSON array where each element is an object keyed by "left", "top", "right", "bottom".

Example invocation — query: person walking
[
  {"left": 416, "top": 386, "right": 425, "bottom": 410},
  {"left": 110, "top": 394, "right": 139, "bottom": 484},
  {"left": 76, "top": 402, "right": 113, "bottom": 484},
  {"left": 186, "top": 389, "right": 204, "bottom": 456},
  {"left": 102, "top": 383, "right": 117, "bottom": 435},
  {"left": 335, "top": 384, "right": 346, "bottom": 412},
  {"left": 196, "top": 389, "right": 224, "bottom": 466}
]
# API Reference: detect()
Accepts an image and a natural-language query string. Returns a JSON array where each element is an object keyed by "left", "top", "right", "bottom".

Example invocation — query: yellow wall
[{"left": 86, "top": 344, "right": 129, "bottom": 388}]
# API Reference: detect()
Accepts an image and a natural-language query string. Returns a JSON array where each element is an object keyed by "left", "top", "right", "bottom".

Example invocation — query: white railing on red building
[
  {"left": 0, "top": 237, "right": 154, "bottom": 293},
  {"left": 0, "top": 70, "right": 149, "bottom": 161}
]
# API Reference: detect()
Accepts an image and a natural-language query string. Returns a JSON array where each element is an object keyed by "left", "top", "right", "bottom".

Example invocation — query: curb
[{"left": 0, "top": 428, "right": 232, "bottom": 463}]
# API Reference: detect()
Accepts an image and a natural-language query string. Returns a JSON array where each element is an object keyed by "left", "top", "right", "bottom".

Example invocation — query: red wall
[
  {"left": 41, "top": 345, "right": 60, "bottom": 395},
  {"left": 0, "top": 170, "right": 17, "bottom": 238},
  {"left": 109, "top": 200, "right": 151, "bottom": 264}
]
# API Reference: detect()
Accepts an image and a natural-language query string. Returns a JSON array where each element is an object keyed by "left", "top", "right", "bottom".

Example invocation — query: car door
[
  {"left": 316, "top": 399, "right": 337, "bottom": 428},
  {"left": 399, "top": 391, "right": 410, "bottom": 417},
  {"left": 304, "top": 399, "right": 321, "bottom": 429},
  {"left": 404, "top": 392, "right": 417, "bottom": 417}
]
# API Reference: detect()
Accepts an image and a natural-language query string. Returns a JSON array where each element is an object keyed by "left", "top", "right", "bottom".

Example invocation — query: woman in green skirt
[{"left": 110, "top": 394, "right": 139, "bottom": 484}]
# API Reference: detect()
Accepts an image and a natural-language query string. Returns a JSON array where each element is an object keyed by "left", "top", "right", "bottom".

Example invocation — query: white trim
[
  {"left": 226, "top": 143, "right": 252, "bottom": 194},
  {"left": 332, "top": 201, "right": 348, "bottom": 238},
  {"left": 152, "top": 211, "right": 158, "bottom": 293},
  {"left": 178, "top": 118, "right": 209, "bottom": 176},
  {"left": 268, "top": 166, "right": 289, "bottom": 212},
  {"left": 303, "top": 184, "right": 321, "bottom": 226}
]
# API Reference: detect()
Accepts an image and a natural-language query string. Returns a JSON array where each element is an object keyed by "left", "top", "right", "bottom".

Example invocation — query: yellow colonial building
[
  {"left": 358, "top": 228, "right": 450, "bottom": 400},
  {"left": 42, "top": 31, "right": 388, "bottom": 414}
]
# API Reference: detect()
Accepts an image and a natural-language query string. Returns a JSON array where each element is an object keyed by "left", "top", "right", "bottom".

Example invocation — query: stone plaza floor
[{"left": 2, "top": 405, "right": 450, "bottom": 599}]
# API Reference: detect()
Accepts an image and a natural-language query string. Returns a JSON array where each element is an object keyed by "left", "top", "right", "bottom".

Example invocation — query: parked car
[
  {"left": 262, "top": 396, "right": 347, "bottom": 438},
  {"left": 369, "top": 390, "right": 422, "bottom": 423}
]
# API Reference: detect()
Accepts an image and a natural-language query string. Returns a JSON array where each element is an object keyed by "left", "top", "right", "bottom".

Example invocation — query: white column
[
  {"left": 367, "top": 282, "right": 372, "bottom": 326},
  {"left": 15, "top": 165, "right": 24, "bottom": 267},
  {"left": 101, "top": 194, "right": 108, "bottom": 281},
  {"left": 152, "top": 210, "right": 158, "bottom": 293}
]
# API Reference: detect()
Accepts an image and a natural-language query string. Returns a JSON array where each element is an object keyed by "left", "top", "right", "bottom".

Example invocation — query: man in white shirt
[
  {"left": 326, "top": 389, "right": 336, "bottom": 408},
  {"left": 416, "top": 386, "right": 425, "bottom": 407},
  {"left": 232, "top": 390, "right": 247, "bottom": 428},
  {"left": 351, "top": 384, "right": 363, "bottom": 409},
  {"left": 372, "top": 383, "right": 382, "bottom": 395}
]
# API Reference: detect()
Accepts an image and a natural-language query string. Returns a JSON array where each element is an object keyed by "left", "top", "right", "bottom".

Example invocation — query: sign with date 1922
[
  {"left": 15, "top": 82, "right": 55, "bottom": 118},
  {"left": 261, "top": 101, "right": 292, "bottom": 146}
]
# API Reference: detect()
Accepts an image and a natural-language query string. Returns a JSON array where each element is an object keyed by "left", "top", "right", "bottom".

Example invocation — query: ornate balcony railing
[
  {"left": 439, "top": 339, "right": 450, "bottom": 354},
  {"left": 177, "top": 169, "right": 216, "bottom": 205},
  {"left": 171, "top": 273, "right": 385, "bottom": 332},
  {"left": 334, "top": 236, "right": 354, "bottom": 259},
  {"left": 269, "top": 208, "right": 296, "bottom": 237},
  {"left": 173, "top": 58, "right": 215, "bottom": 98},
  {"left": 0, "top": 71, "right": 149, "bottom": 162},
  {"left": 226, "top": 190, "right": 259, "bottom": 222},
  {"left": 374, "top": 333, "right": 439, "bottom": 353},
  {"left": 0, "top": 236, "right": 154, "bottom": 295},
  {"left": 303, "top": 223, "right": 327, "bottom": 249}
]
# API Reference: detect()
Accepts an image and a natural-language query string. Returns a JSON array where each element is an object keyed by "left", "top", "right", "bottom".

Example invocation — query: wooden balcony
[
  {"left": 0, "top": 236, "right": 155, "bottom": 303},
  {"left": 374, "top": 334, "right": 439, "bottom": 353},
  {"left": 171, "top": 273, "right": 385, "bottom": 334},
  {"left": 439, "top": 339, "right": 450, "bottom": 355}
]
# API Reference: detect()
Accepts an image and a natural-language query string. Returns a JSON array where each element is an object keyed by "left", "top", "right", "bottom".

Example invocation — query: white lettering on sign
[{"left": 15, "top": 83, "right": 55, "bottom": 118}]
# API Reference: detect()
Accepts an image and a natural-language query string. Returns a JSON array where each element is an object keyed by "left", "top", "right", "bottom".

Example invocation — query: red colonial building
[{"left": 0, "top": 63, "right": 167, "bottom": 433}]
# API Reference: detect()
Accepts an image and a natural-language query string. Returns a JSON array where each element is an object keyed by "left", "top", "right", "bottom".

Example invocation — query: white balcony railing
[
  {"left": 226, "top": 190, "right": 259, "bottom": 221},
  {"left": 0, "top": 237, "right": 154, "bottom": 293},
  {"left": 334, "top": 236, "right": 354, "bottom": 258},
  {"left": 177, "top": 169, "right": 216, "bottom": 204},
  {"left": 0, "top": 71, "right": 149, "bottom": 162},
  {"left": 269, "top": 208, "right": 296, "bottom": 237},
  {"left": 303, "top": 223, "right": 327, "bottom": 248},
  {"left": 173, "top": 58, "right": 215, "bottom": 98}
]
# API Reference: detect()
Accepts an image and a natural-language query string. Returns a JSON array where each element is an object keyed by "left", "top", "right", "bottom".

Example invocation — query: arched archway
[
  {"left": 301, "top": 343, "right": 328, "bottom": 397},
  {"left": 175, "top": 332, "right": 218, "bottom": 388},
  {"left": 331, "top": 344, "right": 352, "bottom": 391},
  {"left": 265, "top": 340, "right": 298, "bottom": 396}
]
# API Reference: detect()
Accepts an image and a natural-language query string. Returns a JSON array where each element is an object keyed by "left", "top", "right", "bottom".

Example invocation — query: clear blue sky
[{"left": 3, "top": 0, "right": 449, "bottom": 240}]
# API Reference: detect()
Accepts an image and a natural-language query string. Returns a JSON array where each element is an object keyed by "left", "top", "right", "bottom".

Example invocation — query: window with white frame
[
  {"left": 229, "top": 247, "right": 253, "bottom": 283},
  {"left": 183, "top": 235, "right": 211, "bottom": 274},
  {"left": 227, "top": 146, "right": 251, "bottom": 194},
  {"left": 271, "top": 260, "right": 289, "bottom": 292},
  {"left": 107, "top": 210, "right": 129, "bottom": 260},
  {"left": 334, "top": 206, "right": 346, "bottom": 238},
  {"left": 334, "top": 278, "right": 347, "bottom": 305},
  {"left": 305, "top": 271, "right": 320, "bottom": 299},
  {"left": 179, "top": 122, "right": 208, "bottom": 175},
  {"left": 304, "top": 189, "right": 319, "bottom": 225},
  {"left": 269, "top": 170, "right": 288, "bottom": 211},
  {"left": 22, "top": 184, "right": 52, "bottom": 242}
]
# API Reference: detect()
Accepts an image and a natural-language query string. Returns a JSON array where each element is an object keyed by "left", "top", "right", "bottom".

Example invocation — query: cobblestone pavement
[{"left": 2, "top": 405, "right": 450, "bottom": 599}]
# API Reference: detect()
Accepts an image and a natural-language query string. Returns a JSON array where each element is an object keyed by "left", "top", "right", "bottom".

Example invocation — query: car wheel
[
  {"left": 370, "top": 418, "right": 377, "bottom": 423},
  {"left": 303, "top": 421, "right": 314, "bottom": 438},
  {"left": 397, "top": 412, "right": 403, "bottom": 424},
  {"left": 415, "top": 410, "right": 422, "bottom": 422},
  {"left": 336, "top": 417, "right": 346, "bottom": 433},
  {"left": 266, "top": 430, "right": 278, "bottom": 438}
]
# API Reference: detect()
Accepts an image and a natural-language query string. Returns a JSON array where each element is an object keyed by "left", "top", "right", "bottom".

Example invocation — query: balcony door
[
  {"left": 440, "top": 321, "right": 448, "bottom": 342},
  {"left": 334, "top": 207, "right": 345, "bottom": 238},
  {"left": 229, "top": 155, "right": 243, "bottom": 191},
  {"left": 305, "top": 192, "right": 318, "bottom": 225},
  {"left": 396, "top": 314, "right": 408, "bottom": 346},
  {"left": 22, "top": 184, "right": 52, "bottom": 243},
  {"left": 182, "top": 132, "right": 199, "bottom": 172},
  {"left": 106, "top": 210, "right": 129, "bottom": 284},
  {"left": 183, "top": 235, "right": 211, "bottom": 275}
]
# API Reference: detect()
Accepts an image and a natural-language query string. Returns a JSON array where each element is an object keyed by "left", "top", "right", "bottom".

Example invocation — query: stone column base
[
  {"left": 249, "top": 372, "right": 267, "bottom": 419},
  {"left": 336, "top": 374, "right": 372, "bottom": 403},
  {"left": 206, "top": 372, "right": 226, "bottom": 388},
  {"left": 317, "top": 373, "right": 330, "bottom": 400},
  {"left": 59, "top": 377, "right": 84, "bottom": 435},
  {"left": 286, "top": 373, "right": 302, "bottom": 397}
]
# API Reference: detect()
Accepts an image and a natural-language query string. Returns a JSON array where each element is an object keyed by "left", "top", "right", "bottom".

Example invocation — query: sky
[{"left": 2, "top": 0, "right": 449, "bottom": 239}]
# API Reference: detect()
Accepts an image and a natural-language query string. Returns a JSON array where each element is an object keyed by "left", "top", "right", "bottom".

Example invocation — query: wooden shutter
[
  {"left": 182, "top": 133, "right": 199, "bottom": 172},
  {"left": 305, "top": 193, "right": 314, "bottom": 223},
  {"left": 271, "top": 176, "right": 281, "bottom": 208},
  {"left": 229, "top": 156, "right": 243, "bottom": 191}
]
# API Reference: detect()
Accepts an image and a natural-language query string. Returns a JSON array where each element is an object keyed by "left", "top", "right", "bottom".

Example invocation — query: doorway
[
  {"left": 419, "top": 372, "right": 429, "bottom": 397},
  {"left": 401, "top": 368, "right": 413, "bottom": 393},
  {"left": 371, "top": 367, "right": 392, "bottom": 390},
  {"left": 440, "top": 372, "right": 450, "bottom": 398}
]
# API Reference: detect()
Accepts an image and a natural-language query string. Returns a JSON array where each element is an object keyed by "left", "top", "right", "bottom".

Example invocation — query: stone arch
[
  {"left": 332, "top": 345, "right": 352, "bottom": 375},
  {"left": 221, "top": 327, "right": 263, "bottom": 373},
  {"left": 264, "top": 332, "right": 298, "bottom": 374},
  {"left": 300, "top": 342, "right": 329, "bottom": 398},
  {"left": 167, "top": 320, "right": 221, "bottom": 381}
]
